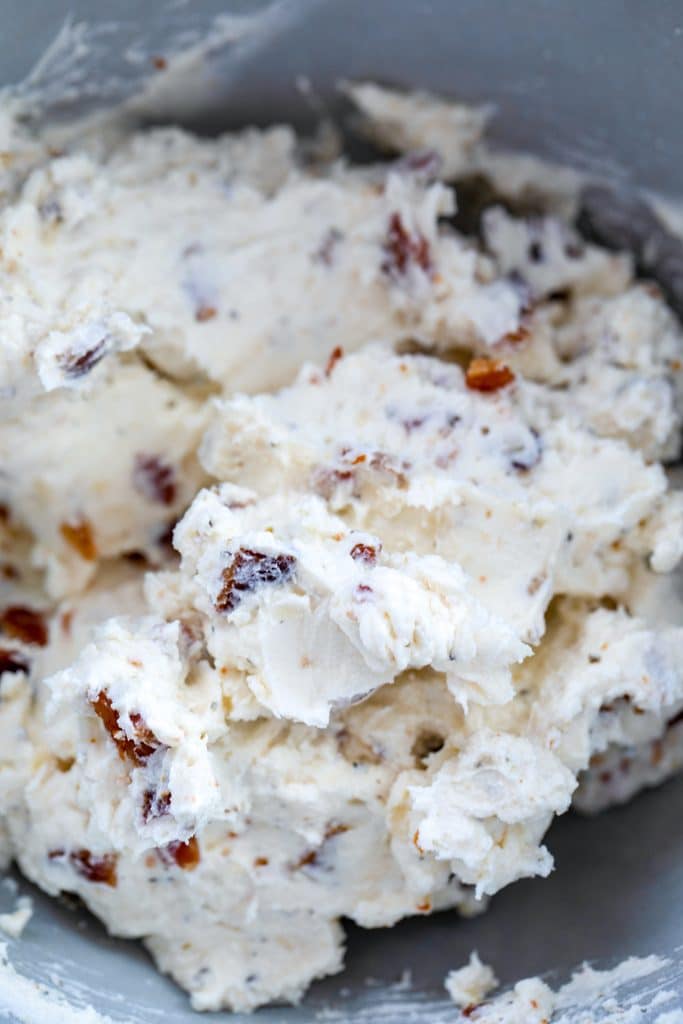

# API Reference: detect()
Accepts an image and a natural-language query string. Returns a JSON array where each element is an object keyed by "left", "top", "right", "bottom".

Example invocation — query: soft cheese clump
[
  {"left": 0, "top": 361, "right": 207, "bottom": 596},
  {"left": 161, "top": 486, "right": 528, "bottom": 725},
  {"left": 202, "top": 345, "right": 681, "bottom": 608},
  {"left": 0, "top": 83, "right": 682, "bottom": 1014},
  {"left": 445, "top": 951, "right": 498, "bottom": 1009}
]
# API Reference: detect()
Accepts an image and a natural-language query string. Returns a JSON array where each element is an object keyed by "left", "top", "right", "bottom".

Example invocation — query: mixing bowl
[{"left": 1, "top": 2, "right": 682, "bottom": 1020}]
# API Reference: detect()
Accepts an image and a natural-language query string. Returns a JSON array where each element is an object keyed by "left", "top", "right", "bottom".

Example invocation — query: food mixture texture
[{"left": 0, "top": 83, "right": 682, "bottom": 1011}]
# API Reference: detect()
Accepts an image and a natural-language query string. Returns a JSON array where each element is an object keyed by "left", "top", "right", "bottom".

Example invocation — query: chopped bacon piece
[
  {"left": 195, "top": 304, "right": 217, "bottom": 322},
  {"left": 0, "top": 606, "right": 48, "bottom": 647},
  {"left": 91, "top": 691, "right": 160, "bottom": 764},
  {"left": 58, "top": 340, "right": 107, "bottom": 379},
  {"left": 325, "top": 346, "right": 344, "bottom": 377},
  {"left": 498, "top": 324, "right": 530, "bottom": 346},
  {"left": 465, "top": 357, "right": 515, "bottom": 392},
  {"left": 60, "top": 519, "right": 98, "bottom": 561},
  {"left": 349, "top": 543, "right": 378, "bottom": 565},
  {"left": 69, "top": 849, "right": 118, "bottom": 887},
  {"left": 141, "top": 788, "right": 171, "bottom": 823},
  {"left": 382, "top": 212, "right": 431, "bottom": 278},
  {"left": 216, "top": 548, "right": 296, "bottom": 614},
  {"left": 133, "top": 455, "right": 177, "bottom": 506},
  {"left": 159, "top": 836, "right": 200, "bottom": 870}
]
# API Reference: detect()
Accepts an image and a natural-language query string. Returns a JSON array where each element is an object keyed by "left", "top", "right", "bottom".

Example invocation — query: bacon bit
[
  {"left": 161, "top": 837, "right": 200, "bottom": 870},
  {"left": 396, "top": 148, "right": 442, "bottom": 180},
  {"left": 317, "top": 448, "right": 409, "bottom": 495},
  {"left": 325, "top": 345, "right": 344, "bottom": 377},
  {"left": 324, "top": 823, "right": 350, "bottom": 840},
  {"left": 91, "top": 691, "right": 160, "bottom": 765},
  {"left": 60, "top": 519, "right": 97, "bottom": 561},
  {"left": 462, "top": 1005, "right": 479, "bottom": 1018},
  {"left": 382, "top": 212, "right": 432, "bottom": 279},
  {"left": 177, "top": 619, "right": 201, "bottom": 659},
  {"left": 55, "top": 757, "right": 74, "bottom": 773},
  {"left": 70, "top": 849, "right": 118, "bottom": 887},
  {"left": 0, "top": 606, "right": 48, "bottom": 647},
  {"left": 465, "top": 357, "right": 515, "bottom": 393},
  {"left": 151, "top": 55, "right": 167, "bottom": 70},
  {"left": 141, "top": 788, "right": 171, "bottom": 823},
  {"left": 295, "top": 849, "right": 318, "bottom": 869},
  {"left": 254, "top": 856, "right": 269, "bottom": 867},
  {"left": 530, "top": 1000, "right": 539, "bottom": 1010},
  {"left": 58, "top": 339, "right": 107, "bottom": 379},
  {"left": 315, "top": 227, "right": 343, "bottom": 266},
  {"left": 131, "top": 710, "right": 158, "bottom": 751},
  {"left": 215, "top": 548, "right": 296, "bottom": 613},
  {"left": 651, "top": 739, "right": 664, "bottom": 766},
  {"left": 310, "top": 465, "right": 355, "bottom": 499},
  {"left": 60, "top": 609, "right": 74, "bottom": 636},
  {"left": 416, "top": 899, "right": 432, "bottom": 913},
  {"left": 293, "top": 824, "right": 349, "bottom": 870},
  {"left": 133, "top": 454, "right": 177, "bottom": 506},
  {"left": 371, "top": 450, "right": 408, "bottom": 476},
  {"left": 354, "top": 583, "right": 374, "bottom": 603},
  {"left": 349, "top": 543, "right": 378, "bottom": 565},
  {"left": 195, "top": 304, "right": 217, "bottom": 322},
  {"left": 0, "top": 648, "right": 30, "bottom": 675},
  {"left": 498, "top": 324, "right": 530, "bottom": 346}
]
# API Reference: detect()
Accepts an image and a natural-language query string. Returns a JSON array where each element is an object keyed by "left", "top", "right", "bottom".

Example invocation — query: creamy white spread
[
  {"left": 445, "top": 951, "right": 498, "bottom": 1008},
  {"left": 444, "top": 953, "right": 675, "bottom": 1023},
  {"left": 0, "top": 83, "right": 682, "bottom": 1012},
  {"left": 0, "top": 895, "right": 32, "bottom": 939}
]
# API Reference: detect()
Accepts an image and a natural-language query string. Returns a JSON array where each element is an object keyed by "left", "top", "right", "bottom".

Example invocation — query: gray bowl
[{"left": 2, "top": 2, "right": 683, "bottom": 1020}]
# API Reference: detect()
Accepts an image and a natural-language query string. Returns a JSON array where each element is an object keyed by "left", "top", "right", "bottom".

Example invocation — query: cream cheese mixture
[{"left": 0, "top": 83, "right": 682, "bottom": 1012}]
